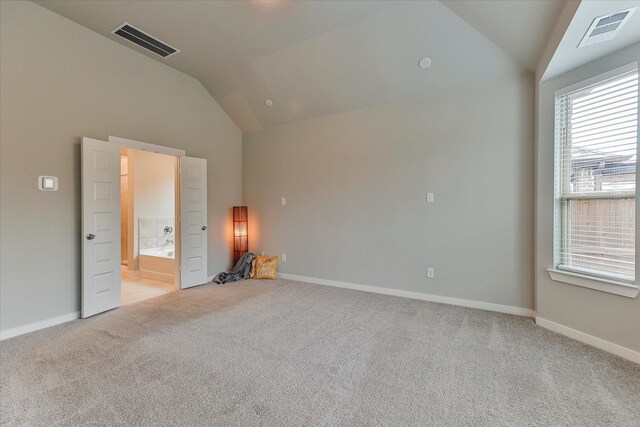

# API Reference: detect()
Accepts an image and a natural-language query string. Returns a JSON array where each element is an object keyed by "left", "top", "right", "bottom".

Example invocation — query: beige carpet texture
[{"left": 1, "top": 279, "right": 639, "bottom": 426}]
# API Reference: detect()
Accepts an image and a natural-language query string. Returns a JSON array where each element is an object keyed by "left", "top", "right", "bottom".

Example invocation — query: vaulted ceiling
[
  {"left": 38, "top": 0, "right": 565, "bottom": 132},
  {"left": 542, "top": 0, "right": 640, "bottom": 80}
]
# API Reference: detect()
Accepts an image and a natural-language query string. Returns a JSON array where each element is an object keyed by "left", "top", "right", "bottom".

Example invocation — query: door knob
[
  {"left": 86, "top": 233, "right": 96, "bottom": 240},
  {"left": 201, "top": 226, "right": 207, "bottom": 231}
]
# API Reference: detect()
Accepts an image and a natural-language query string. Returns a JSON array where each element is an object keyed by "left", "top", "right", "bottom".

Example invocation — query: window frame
[{"left": 549, "top": 61, "right": 640, "bottom": 298}]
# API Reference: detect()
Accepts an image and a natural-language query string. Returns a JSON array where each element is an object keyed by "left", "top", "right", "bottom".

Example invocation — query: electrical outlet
[
  {"left": 281, "top": 197, "right": 287, "bottom": 205},
  {"left": 427, "top": 267, "right": 434, "bottom": 278},
  {"left": 260, "top": 251, "right": 265, "bottom": 256},
  {"left": 426, "top": 192, "right": 434, "bottom": 203},
  {"left": 282, "top": 254, "right": 287, "bottom": 262}
]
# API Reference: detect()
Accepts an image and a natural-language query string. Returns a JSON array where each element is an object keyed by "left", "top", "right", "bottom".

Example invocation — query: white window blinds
[{"left": 555, "top": 63, "right": 638, "bottom": 282}]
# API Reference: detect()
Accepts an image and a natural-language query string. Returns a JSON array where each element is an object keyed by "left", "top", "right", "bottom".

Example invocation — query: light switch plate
[
  {"left": 426, "top": 193, "right": 434, "bottom": 203},
  {"left": 38, "top": 176, "right": 58, "bottom": 191}
]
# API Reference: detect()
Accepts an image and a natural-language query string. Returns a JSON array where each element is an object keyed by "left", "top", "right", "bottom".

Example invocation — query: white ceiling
[
  {"left": 542, "top": 0, "right": 640, "bottom": 80},
  {"left": 441, "top": 0, "right": 566, "bottom": 72},
  {"left": 37, "top": 0, "right": 565, "bottom": 131}
]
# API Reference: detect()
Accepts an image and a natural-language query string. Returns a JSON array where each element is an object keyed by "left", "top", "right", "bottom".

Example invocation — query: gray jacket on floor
[{"left": 212, "top": 252, "right": 255, "bottom": 284}]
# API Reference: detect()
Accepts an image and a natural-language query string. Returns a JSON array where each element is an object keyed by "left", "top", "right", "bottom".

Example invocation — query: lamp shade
[{"left": 233, "top": 206, "right": 248, "bottom": 263}]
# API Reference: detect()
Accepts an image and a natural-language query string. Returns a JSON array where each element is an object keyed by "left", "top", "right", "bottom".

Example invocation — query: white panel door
[
  {"left": 81, "top": 137, "right": 121, "bottom": 318},
  {"left": 180, "top": 156, "right": 208, "bottom": 288}
]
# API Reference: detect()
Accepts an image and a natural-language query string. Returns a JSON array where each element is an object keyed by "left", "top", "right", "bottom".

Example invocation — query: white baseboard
[
  {"left": 279, "top": 273, "right": 534, "bottom": 317},
  {"left": 0, "top": 311, "right": 80, "bottom": 341},
  {"left": 536, "top": 317, "right": 640, "bottom": 364}
]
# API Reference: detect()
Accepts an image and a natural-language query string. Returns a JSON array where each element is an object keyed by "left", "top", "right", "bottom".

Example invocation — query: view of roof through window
[{"left": 567, "top": 70, "right": 638, "bottom": 194}]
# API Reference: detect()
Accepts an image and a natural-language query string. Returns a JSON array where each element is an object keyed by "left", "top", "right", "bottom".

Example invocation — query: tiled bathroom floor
[{"left": 121, "top": 266, "right": 176, "bottom": 305}]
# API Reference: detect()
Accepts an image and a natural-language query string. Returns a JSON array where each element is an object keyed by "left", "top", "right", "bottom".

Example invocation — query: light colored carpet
[{"left": 1, "top": 279, "right": 639, "bottom": 426}]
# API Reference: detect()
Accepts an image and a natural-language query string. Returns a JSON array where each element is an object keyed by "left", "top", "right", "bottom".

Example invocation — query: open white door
[
  {"left": 180, "top": 156, "right": 208, "bottom": 288},
  {"left": 81, "top": 138, "right": 121, "bottom": 318}
]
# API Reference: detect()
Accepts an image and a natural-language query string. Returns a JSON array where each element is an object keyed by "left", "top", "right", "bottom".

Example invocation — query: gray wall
[
  {"left": 244, "top": 73, "right": 535, "bottom": 310},
  {"left": 536, "top": 43, "right": 640, "bottom": 352},
  {"left": 0, "top": 2, "right": 242, "bottom": 331}
]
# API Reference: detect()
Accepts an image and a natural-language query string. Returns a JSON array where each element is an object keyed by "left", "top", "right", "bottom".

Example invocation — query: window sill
[{"left": 547, "top": 269, "right": 639, "bottom": 298}]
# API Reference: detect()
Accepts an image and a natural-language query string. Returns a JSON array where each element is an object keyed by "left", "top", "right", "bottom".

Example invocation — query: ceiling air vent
[
  {"left": 578, "top": 7, "right": 637, "bottom": 48},
  {"left": 111, "top": 23, "right": 179, "bottom": 58}
]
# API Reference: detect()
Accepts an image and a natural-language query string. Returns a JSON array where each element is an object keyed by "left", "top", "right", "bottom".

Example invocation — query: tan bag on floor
[
  {"left": 251, "top": 255, "right": 267, "bottom": 279},
  {"left": 250, "top": 259, "right": 257, "bottom": 279},
  {"left": 254, "top": 256, "right": 278, "bottom": 280}
]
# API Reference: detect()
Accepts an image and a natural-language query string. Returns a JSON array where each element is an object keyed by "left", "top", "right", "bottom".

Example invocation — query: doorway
[
  {"left": 120, "top": 148, "right": 177, "bottom": 305},
  {"left": 81, "top": 136, "right": 209, "bottom": 319}
]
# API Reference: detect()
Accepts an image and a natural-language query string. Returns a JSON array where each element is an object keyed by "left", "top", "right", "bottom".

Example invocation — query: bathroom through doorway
[{"left": 120, "top": 148, "right": 177, "bottom": 305}]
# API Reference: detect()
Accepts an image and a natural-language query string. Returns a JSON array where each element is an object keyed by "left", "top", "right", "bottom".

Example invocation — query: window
[{"left": 554, "top": 63, "right": 638, "bottom": 284}]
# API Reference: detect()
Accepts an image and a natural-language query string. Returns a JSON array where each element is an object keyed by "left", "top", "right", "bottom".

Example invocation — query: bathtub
[{"left": 139, "top": 246, "right": 176, "bottom": 283}]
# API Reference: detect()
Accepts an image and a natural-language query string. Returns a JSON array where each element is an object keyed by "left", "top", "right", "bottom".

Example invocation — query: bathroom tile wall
[
  {"left": 158, "top": 217, "right": 175, "bottom": 248},
  {"left": 139, "top": 217, "right": 175, "bottom": 250}
]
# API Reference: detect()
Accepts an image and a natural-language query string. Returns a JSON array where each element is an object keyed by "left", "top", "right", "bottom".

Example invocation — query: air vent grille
[
  {"left": 578, "top": 7, "right": 637, "bottom": 48},
  {"left": 111, "top": 23, "right": 179, "bottom": 58}
]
